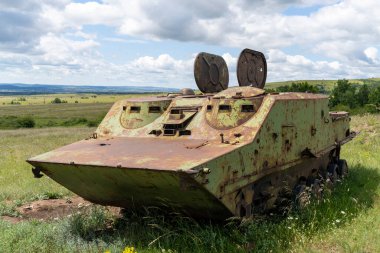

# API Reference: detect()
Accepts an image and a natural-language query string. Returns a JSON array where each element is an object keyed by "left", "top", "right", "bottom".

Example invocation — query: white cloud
[
  {"left": 222, "top": 53, "right": 237, "bottom": 70},
  {"left": 364, "top": 47, "right": 378, "bottom": 63},
  {"left": 36, "top": 33, "right": 99, "bottom": 66},
  {"left": 64, "top": 1, "right": 123, "bottom": 26},
  {"left": 52, "top": 0, "right": 380, "bottom": 62}
]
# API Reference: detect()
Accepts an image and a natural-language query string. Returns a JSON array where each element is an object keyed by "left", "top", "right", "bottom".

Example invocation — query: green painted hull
[{"left": 28, "top": 161, "right": 231, "bottom": 219}]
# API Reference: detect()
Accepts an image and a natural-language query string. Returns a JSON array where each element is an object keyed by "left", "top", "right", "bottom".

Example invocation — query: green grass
[
  {"left": 0, "top": 127, "right": 94, "bottom": 202},
  {"left": 0, "top": 115, "right": 379, "bottom": 252},
  {"left": 0, "top": 103, "right": 112, "bottom": 128}
]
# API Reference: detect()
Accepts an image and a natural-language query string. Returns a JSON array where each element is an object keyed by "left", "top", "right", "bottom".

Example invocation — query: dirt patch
[
  {"left": 17, "top": 197, "right": 93, "bottom": 221},
  {"left": 1, "top": 196, "right": 122, "bottom": 224},
  {"left": 1, "top": 216, "right": 22, "bottom": 224}
]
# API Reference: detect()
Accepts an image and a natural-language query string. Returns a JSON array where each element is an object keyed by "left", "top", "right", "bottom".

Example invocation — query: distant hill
[
  {"left": 0, "top": 83, "right": 179, "bottom": 95},
  {"left": 1, "top": 78, "right": 379, "bottom": 95}
]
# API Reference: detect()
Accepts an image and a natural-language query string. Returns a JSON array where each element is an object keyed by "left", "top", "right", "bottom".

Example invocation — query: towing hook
[{"left": 32, "top": 167, "right": 44, "bottom": 178}]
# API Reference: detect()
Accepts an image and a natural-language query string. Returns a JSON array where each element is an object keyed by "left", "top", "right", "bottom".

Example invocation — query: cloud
[
  {"left": 0, "top": 0, "right": 379, "bottom": 87},
  {"left": 103, "top": 37, "right": 146, "bottom": 43},
  {"left": 57, "top": 1, "right": 380, "bottom": 60},
  {"left": 267, "top": 49, "right": 347, "bottom": 80},
  {"left": 35, "top": 33, "right": 100, "bottom": 67},
  {"left": 364, "top": 47, "right": 378, "bottom": 63},
  {"left": 64, "top": 1, "right": 123, "bottom": 26},
  {"left": 0, "top": 1, "right": 70, "bottom": 52}
]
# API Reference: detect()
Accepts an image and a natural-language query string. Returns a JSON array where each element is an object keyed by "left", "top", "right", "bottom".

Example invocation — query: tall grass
[{"left": 0, "top": 127, "right": 93, "bottom": 202}]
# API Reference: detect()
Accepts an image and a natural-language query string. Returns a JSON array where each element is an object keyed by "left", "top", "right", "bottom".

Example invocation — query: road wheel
[
  {"left": 294, "top": 184, "right": 310, "bottom": 209},
  {"left": 293, "top": 177, "right": 310, "bottom": 209}
]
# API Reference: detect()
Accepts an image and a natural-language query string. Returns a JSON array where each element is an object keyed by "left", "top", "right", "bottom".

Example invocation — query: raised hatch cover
[
  {"left": 237, "top": 49, "right": 267, "bottom": 89},
  {"left": 194, "top": 52, "right": 229, "bottom": 93}
]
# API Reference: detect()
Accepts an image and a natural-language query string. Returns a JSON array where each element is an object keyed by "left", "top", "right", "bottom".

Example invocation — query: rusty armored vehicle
[{"left": 28, "top": 49, "right": 356, "bottom": 219}]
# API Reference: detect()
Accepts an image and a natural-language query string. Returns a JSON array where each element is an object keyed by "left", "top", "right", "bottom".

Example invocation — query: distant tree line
[
  {"left": 276, "top": 82, "right": 325, "bottom": 93},
  {"left": 266, "top": 79, "right": 380, "bottom": 114},
  {"left": 266, "top": 82, "right": 326, "bottom": 94},
  {"left": 329, "top": 79, "right": 380, "bottom": 114}
]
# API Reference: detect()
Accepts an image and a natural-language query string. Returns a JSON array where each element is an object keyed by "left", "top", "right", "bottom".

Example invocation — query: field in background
[
  {"left": 0, "top": 93, "right": 157, "bottom": 106},
  {"left": 0, "top": 114, "right": 379, "bottom": 252},
  {"left": 0, "top": 93, "right": 161, "bottom": 129},
  {"left": 0, "top": 103, "right": 112, "bottom": 128}
]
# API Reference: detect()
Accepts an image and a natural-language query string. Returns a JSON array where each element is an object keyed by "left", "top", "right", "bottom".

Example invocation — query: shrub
[
  {"left": 16, "top": 117, "right": 35, "bottom": 128},
  {"left": 364, "top": 104, "right": 379, "bottom": 114},
  {"left": 51, "top": 98, "right": 67, "bottom": 104},
  {"left": 331, "top": 103, "right": 350, "bottom": 112},
  {"left": 52, "top": 98, "right": 62, "bottom": 104}
]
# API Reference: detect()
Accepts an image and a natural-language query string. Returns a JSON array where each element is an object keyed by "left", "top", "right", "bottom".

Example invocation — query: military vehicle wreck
[{"left": 28, "top": 49, "right": 356, "bottom": 219}]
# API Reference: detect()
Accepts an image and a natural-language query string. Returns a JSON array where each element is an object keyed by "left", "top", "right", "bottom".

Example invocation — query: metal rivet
[{"left": 202, "top": 168, "right": 211, "bottom": 174}]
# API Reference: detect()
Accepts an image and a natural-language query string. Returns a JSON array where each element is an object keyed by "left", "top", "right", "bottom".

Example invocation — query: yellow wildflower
[{"left": 123, "top": 246, "right": 137, "bottom": 253}]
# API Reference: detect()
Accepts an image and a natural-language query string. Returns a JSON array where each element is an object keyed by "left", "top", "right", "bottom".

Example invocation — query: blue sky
[
  {"left": 283, "top": 5, "right": 322, "bottom": 16},
  {"left": 0, "top": 0, "right": 379, "bottom": 88}
]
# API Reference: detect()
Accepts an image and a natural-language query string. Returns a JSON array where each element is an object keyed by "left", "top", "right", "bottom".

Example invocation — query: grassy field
[
  {"left": 0, "top": 103, "right": 112, "bottom": 128},
  {"left": 0, "top": 93, "right": 155, "bottom": 106},
  {"left": 0, "top": 113, "right": 379, "bottom": 252},
  {"left": 0, "top": 93, "right": 164, "bottom": 129}
]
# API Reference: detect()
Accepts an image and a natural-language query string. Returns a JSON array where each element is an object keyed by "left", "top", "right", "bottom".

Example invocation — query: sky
[{"left": 0, "top": 0, "right": 379, "bottom": 88}]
